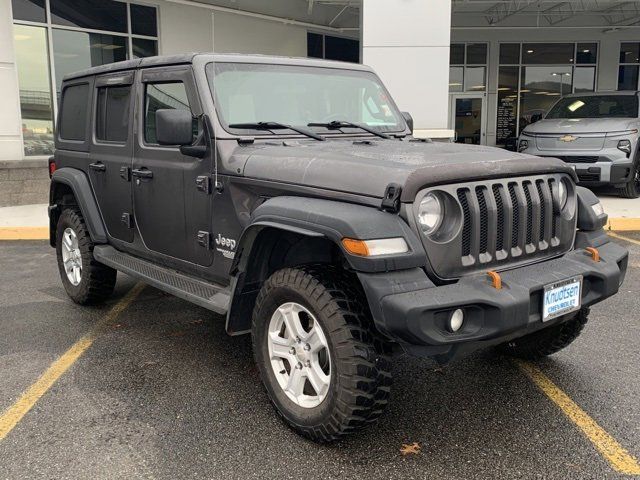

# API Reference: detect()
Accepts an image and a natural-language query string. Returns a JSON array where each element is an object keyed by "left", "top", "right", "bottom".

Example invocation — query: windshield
[
  {"left": 546, "top": 95, "right": 639, "bottom": 119},
  {"left": 206, "top": 62, "right": 404, "bottom": 135}
]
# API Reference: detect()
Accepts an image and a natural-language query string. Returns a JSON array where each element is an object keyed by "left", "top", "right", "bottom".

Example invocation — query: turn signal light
[
  {"left": 342, "top": 238, "right": 369, "bottom": 257},
  {"left": 341, "top": 237, "right": 409, "bottom": 257}
]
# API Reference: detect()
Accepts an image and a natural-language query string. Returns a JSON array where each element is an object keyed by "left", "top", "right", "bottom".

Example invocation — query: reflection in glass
[
  {"left": 464, "top": 67, "right": 486, "bottom": 91},
  {"left": 450, "top": 44, "right": 464, "bottom": 65},
  {"left": 50, "top": 0, "right": 127, "bottom": 33},
  {"left": 620, "top": 43, "right": 640, "bottom": 64},
  {"left": 519, "top": 66, "right": 572, "bottom": 133},
  {"left": 499, "top": 44, "right": 520, "bottom": 64},
  {"left": 496, "top": 66, "right": 519, "bottom": 145},
  {"left": 13, "top": 24, "right": 54, "bottom": 156},
  {"left": 454, "top": 98, "right": 482, "bottom": 145},
  {"left": 130, "top": 3, "right": 158, "bottom": 36},
  {"left": 466, "top": 44, "right": 487, "bottom": 65},
  {"left": 522, "top": 43, "right": 574, "bottom": 64},
  {"left": 576, "top": 43, "right": 597, "bottom": 64},
  {"left": 133, "top": 38, "right": 158, "bottom": 59},
  {"left": 618, "top": 65, "right": 639, "bottom": 91},
  {"left": 573, "top": 67, "right": 595, "bottom": 93},
  {"left": 449, "top": 66, "right": 463, "bottom": 92},
  {"left": 52, "top": 29, "right": 128, "bottom": 96},
  {"left": 11, "top": 0, "right": 46, "bottom": 22}
]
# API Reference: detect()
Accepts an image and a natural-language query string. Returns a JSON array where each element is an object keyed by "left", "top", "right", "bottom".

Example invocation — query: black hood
[{"left": 240, "top": 139, "right": 576, "bottom": 201}]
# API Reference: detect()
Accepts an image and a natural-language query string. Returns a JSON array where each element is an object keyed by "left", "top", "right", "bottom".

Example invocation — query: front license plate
[{"left": 542, "top": 276, "right": 582, "bottom": 322}]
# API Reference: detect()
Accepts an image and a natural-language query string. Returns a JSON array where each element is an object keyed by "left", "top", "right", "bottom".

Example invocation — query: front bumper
[{"left": 358, "top": 239, "right": 628, "bottom": 362}]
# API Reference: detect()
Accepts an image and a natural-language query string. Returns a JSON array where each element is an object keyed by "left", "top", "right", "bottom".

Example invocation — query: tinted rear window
[
  {"left": 546, "top": 95, "right": 638, "bottom": 119},
  {"left": 96, "top": 85, "right": 131, "bottom": 142},
  {"left": 59, "top": 83, "right": 90, "bottom": 141}
]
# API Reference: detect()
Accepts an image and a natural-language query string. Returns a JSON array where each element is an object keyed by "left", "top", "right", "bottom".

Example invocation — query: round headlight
[
  {"left": 558, "top": 180, "right": 568, "bottom": 210},
  {"left": 418, "top": 193, "right": 444, "bottom": 235}
]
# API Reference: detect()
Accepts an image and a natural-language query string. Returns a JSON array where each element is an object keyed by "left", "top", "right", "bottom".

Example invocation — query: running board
[{"left": 93, "top": 245, "right": 229, "bottom": 314}]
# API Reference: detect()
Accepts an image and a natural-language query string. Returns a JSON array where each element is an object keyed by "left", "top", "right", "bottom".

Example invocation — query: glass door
[{"left": 450, "top": 93, "right": 486, "bottom": 145}]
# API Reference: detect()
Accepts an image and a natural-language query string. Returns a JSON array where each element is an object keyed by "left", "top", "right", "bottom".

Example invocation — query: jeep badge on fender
[{"left": 48, "top": 53, "right": 628, "bottom": 442}]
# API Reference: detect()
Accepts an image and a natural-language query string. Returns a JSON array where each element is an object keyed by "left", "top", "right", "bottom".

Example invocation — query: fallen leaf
[{"left": 400, "top": 442, "right": 421, "bottom": 456}]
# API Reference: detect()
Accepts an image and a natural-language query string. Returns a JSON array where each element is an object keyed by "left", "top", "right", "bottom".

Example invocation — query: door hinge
[
  {"left": 119, "top": 166, "right": 131, "bottom": 181},
  {"left": 121, "top": 212, "right": 133, "bottom": 228},
  {"left": 197, "top": 231, "right": 211, "bottom": 248},
  {"left": 196, "top": 175, "right": 211, "bottom": 194}
]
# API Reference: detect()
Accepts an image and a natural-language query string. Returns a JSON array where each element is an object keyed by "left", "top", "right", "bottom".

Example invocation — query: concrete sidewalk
[{"left": 0, "top": 196, "right": 638, "bottom": 239}]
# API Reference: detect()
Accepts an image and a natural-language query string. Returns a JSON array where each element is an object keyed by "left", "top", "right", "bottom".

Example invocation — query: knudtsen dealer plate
[{"left": 542, "top": 276, "right": 582, "bottom": 322}]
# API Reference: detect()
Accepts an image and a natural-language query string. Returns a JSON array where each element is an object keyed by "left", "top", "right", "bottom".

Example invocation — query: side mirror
[
  {"left": 401, "top": 112, "right": 413, "bottom": 134},
  {"left": 156, "top": 109, "right": 193, "bottom": 146}
]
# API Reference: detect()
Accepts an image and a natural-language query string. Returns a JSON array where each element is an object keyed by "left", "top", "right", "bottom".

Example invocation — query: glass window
[
  {"left": 59, "top": 83, "right": 89, "bottom": 141},
  {"left": 208, "top": 62, "right": 404, "bottom": 134},
  {"left": 620, "top": 43, "right": 640, "bottom": 64},
  {"left": 576, "top": 43, "right": 597, "bottom": 64},
  {"left": 450, "top": 44, "right": 464, "bottom": 65},
  {"left": 496, "top": 66, "right": 519, "bottom": 145},
  {"left": 52, "top": 29, "right": 128, "bottom": 96},
  {"left": 466, "top": 44, "right": 487, "bottom": 65},
  {"left": 522, "top": 43, "right": 574, "bottom": 64},
  {"left": 324, "top": 36, "right": 359, "bottom": 63},
  {"left": 130, "top": 3, "right": 157, "bottom": 37},
  {"left": 618, "top": 65, "right": 639, "bottom": 91},
  {"left": 464, "top": 67, "right": 486, "bottom": 91},
  {"left": 133, "top": 38, "right": 158, "bottom": 59},
  {"left": 449, "top": 66, "right": 463, "bottom": 92},
  {"left": 573, "top": 67, "right": 595, "bottom": 92},
  {"left": 500, "top": 44, "right": 520, "bottom": 64},
  {"left": 546, "top": 95, "right": 638, "bottom": 119},
  {"left": 96, "top": 85, "right": 131, "bottom": 142},
  {"left": 13, "top": 24, "right": 54, "bottom": 156},
  {"left": 50, "top": 0, "right": 127, "bottom": 33},
  {"left": 519, "top": 66, "right": 572, "bottom": 132},
  {"left": 11, "top": 0, "right": 46, "bottom": 22},
  {"left": 307, "top": 32, "right": 323, "bottom": 59},
  {"left": 145, "top": 82, "right": 192, "bottom": 144}
]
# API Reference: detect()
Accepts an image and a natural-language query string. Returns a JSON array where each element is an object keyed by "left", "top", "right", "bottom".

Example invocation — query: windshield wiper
[
  {"left": 307, "top": 120, "right": 390, "bottom": 139},
  {"left": 227, "top": 121, "right": 325, "bottom": 141}
]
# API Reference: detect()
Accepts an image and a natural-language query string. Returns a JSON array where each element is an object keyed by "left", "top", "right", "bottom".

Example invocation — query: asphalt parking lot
[{"left": 1, "top": 235, "right": 639, "bottom": 480}]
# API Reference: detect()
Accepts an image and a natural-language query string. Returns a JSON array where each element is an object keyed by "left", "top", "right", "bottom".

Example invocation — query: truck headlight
[
  {"left": 617, "top": 139, "right": 632, "bottom": 157},
  {"left": 418, "top": 193, "right": 444, "bottom": 235},
  {"left": 518, "top": 139, "right": 529, "bottom": 152}
]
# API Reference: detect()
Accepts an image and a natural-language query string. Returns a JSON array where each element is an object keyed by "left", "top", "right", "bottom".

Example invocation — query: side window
[
  {"left": 144, "top": 81, "right": 196, "bottom": 144},
  {"left": 96, "top": 85, "right": 131, "bottom": 142},
  {"left": 59, "top": 83, "right": 90, "bottom": 141}
]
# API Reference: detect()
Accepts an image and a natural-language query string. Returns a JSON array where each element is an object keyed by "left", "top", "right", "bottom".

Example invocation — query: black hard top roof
[{"left": 62, "top": 53, "right": 372, "bottom": 82}]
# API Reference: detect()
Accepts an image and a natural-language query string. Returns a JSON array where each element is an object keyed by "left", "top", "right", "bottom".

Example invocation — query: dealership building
[{"left": 2, "top": 0, "right": 640, "bottom": 205}]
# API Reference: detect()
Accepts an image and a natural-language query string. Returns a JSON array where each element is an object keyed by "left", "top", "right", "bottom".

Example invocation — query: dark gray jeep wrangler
[{"left": 49, "top": 53, "right": 628, "bottom": 442}]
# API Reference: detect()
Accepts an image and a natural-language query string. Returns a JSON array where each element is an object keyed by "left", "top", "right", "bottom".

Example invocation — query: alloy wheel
[{"left": 61, "top": 227, "right": 82, "bottom": 286}]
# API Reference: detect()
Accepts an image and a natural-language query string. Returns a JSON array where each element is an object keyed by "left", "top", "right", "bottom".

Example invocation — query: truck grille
[
  {"left": 541, "top": 155, "right": 599, "bottom": 164},
  {"left": 457, "top": 178, "right": 561, "bottom": 266}
]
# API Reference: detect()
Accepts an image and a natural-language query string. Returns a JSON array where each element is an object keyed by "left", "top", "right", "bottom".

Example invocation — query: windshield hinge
[{"left": 381, "top": 183, "right": 402, "bottom": 213}]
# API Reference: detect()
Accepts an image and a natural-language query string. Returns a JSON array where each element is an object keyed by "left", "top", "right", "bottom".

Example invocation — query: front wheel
[
  {"left": 619, "top": 159, "right": 640, "bottom": 199},
  {"left": 251, "top": 266, "right": 392, "bottom": 442}
]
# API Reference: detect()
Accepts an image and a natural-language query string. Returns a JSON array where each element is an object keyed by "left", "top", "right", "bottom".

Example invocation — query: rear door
[
  {"left": 88, "top": 72, "right": 135, "bottom": 242},
  {"left": 132, "top": 66, "right": 213, "bottom": 266}
]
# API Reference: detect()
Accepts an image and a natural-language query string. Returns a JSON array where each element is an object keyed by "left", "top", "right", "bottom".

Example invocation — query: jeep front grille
[{"left": 415, "top": 174, "right": 577, "bottom": 279}]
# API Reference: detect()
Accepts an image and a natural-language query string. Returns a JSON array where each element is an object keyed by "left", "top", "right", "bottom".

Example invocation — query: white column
[
  {"left": 0, "top": 0, "right": 24, "bottom": 161},
  {"left": 362, "top": 0, "right": 453, "bottom": 139}
]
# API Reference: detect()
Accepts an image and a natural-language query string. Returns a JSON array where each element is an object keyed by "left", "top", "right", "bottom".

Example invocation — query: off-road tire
[
  {"left": 619, "top": 158, "right": 640, "bottom": 199},
  {"left": 56, "top": 208, "right": 116, "bottom": 305},
  {"left": 498, "top": 308, "right": 589, "bottom": 360},
  {"left": 251, "top": 265, "right": 392, "bottom": 442}
]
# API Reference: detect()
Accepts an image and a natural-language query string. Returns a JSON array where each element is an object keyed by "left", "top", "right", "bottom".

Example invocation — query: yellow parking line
[
  {"left": 606, "top": 218, "right": 640, "bottom": 232},
  {"left": 0, "top": 227, "right": 49, "bottom": 240},
  {"left": 516, "top": 359, "right": 640, "bottom": 475},
  {"left": 608, "top": 231, "right": 640, "bottom": 247},
  {"left": 0, "top": 282, "right": 145, "bottom": 441}
]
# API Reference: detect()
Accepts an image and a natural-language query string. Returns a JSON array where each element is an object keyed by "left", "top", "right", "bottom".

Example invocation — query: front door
[
  {"left": 132, "top": 67, "right": 213, "bottom": 266},
  {"left": 449, "top": 94, "right": 486, "bottom": 145}
]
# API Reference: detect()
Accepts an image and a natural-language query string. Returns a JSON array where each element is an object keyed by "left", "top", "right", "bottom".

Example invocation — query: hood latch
[{"left": 381, "top": 183, "right": 402, "bottom": 213}]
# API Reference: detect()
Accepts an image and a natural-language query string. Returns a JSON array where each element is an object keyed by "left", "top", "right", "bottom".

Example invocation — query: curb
[
  {"left": 0, "top": 227, "right": 49, "bottom": 240},
  {"left": 605, "top": 218, "right": 640, "bottom": 232}
]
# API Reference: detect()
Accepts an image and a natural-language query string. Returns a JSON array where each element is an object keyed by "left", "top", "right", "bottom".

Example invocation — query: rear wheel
[
  {"left": 56, "top": 208, "right": 116, "bottom": 305},
  {"left": 619, "top": 159, "right": 640, "bottom": 199},
  {"left": 497, "top": 308, "right": 589, "bottom": 360},
  {"left": 251, "top": 266, "right": 392, "bottom": 442}
]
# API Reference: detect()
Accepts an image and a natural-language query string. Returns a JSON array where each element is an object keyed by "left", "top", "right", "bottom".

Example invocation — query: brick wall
[{"left": 0, "top": 160, "right": 49, "bottom": 207}]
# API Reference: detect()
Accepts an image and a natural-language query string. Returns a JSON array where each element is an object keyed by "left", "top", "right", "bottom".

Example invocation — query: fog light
[
  {"left": 617, "top": 139, "right": 632, "bottom": 156},
  {"left": 449, "top": 309, "right": 465, "bottom": 332},
  {"left": 518, "top": 139, "right": 529, "bottom": 152}
]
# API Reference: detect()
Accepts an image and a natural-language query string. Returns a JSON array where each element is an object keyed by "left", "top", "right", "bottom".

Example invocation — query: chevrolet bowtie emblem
[{"left": 559, "top": 135, "right": 578, "bottom": 142}]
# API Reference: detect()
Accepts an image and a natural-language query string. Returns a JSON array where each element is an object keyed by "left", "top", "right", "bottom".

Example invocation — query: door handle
[
  {"left": 89, "top": 162, "right": 106, "bottom": 172},
  {"left": 132, "top": 168, "right": 153, "bottom": 179}
]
